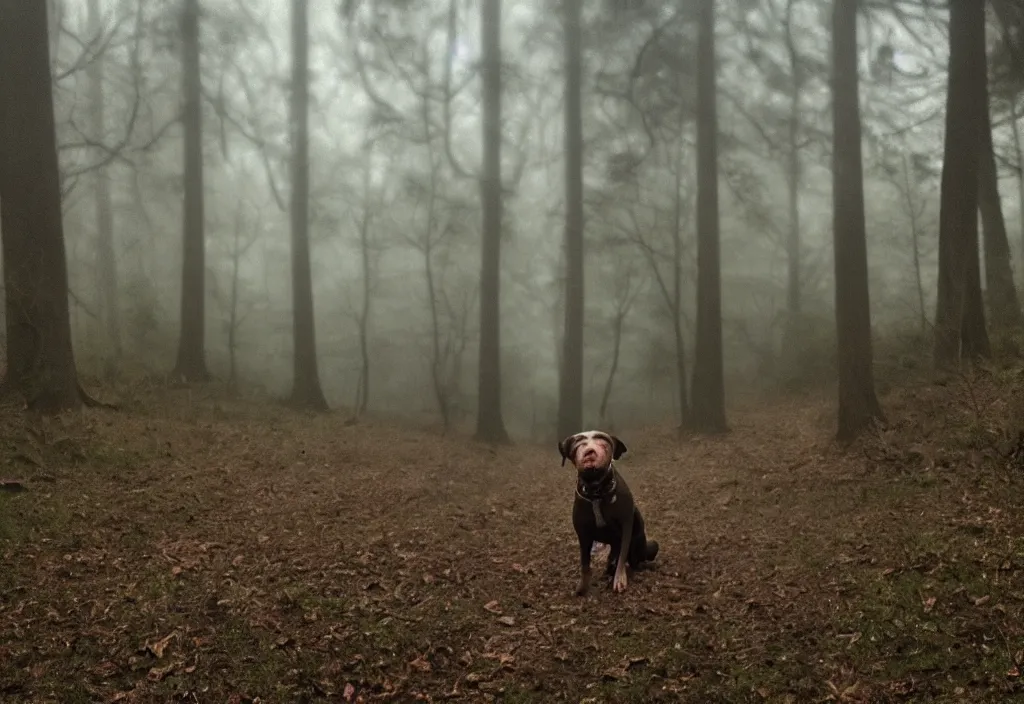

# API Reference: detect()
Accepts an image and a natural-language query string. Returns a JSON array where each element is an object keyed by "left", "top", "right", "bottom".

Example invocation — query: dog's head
[{"left": 558, "top": 430, "right": 627, "bottom": 472}]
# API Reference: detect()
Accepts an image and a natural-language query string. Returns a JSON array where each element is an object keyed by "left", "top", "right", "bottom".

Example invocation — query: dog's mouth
[
  {"left": 578, "top": 466, "right": 607, "bottom": 482},
  {"left": 575, "top": 445, "right": 609, "bottom": 469}
]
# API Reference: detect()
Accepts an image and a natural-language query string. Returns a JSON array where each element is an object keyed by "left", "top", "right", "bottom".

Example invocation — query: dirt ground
[{"left": 3, "top": 372, "right": 1024, "bottom": 703}]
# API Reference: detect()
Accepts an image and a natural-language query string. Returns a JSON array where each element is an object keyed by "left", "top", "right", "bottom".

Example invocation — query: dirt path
[{"left": 2, "top": 383, "right": 1024, "bottom": 702}]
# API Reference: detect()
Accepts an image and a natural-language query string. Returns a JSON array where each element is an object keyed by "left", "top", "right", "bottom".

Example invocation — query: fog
[{"left": 33, "top": 0, "right": 1022, "bottom": 439}]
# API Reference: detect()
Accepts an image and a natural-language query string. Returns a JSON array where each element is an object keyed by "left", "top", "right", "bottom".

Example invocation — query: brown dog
[{"left": 558, "top": 430, "right": 659, "bottom": 595}]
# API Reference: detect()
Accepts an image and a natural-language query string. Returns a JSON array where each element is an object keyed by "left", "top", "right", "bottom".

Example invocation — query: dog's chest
[{"left": 576, "top": 492, "right": 617, "bottom": 528}]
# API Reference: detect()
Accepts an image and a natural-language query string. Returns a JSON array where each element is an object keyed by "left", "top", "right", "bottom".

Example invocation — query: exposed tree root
[
  {"left": 0, "top": 376, "right": 119, "bottom": 412},
  {"left": 78, "top": 382, "right": 119, "bottom": 410}
]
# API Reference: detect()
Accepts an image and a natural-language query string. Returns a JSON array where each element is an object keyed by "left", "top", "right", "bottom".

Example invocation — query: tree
[
  {"left": 990, "top": 0, "right": 1024, "bottom": 275},
  {"left": 781, "top": 0, "right": 805, "bottom": 347},
  {"left": 346, "top": 1, "right": 484, "bottom": 429},
  {"left": 830, "top": 0, "right": 883, "bottom": 441},
  {"left": 88, "top": 0, "right": 122, "bottom": 373},
  {"left": 476, "top": 0, "right": 511, "bottom": 443},
  {"left": 288, "top": 0, "right": 329, "bottom": 410},
  {"left": 558, "top": 0, "right": 585, "bottom": 440},
  {"left": 223, "top": 205, "right": 259, "bottom": 393},
  {"left": 352, "top": 142, "right": 376, "bottom": 416},
  {"left": 934, "top": 0, "right": 990, "bottom": 366},
  {"left": 0, "top": 0, "right": 82, "bottom": 412},
  {"left": 978, "top": 43, "right": 1023, "bottom": 333},
  {"left": 690, "top": 0, "right": 727, "bottom": 433},
  {"left": 597, "top": 258, "right": 643, "bottom": 428},
  {"left": 171, "top": 0, "right": 210, "bottom": 382}
]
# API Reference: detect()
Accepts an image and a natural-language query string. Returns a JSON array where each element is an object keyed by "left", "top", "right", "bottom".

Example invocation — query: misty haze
[{"left": 2, "top": 0, "right": 1024, "bottom": 700}]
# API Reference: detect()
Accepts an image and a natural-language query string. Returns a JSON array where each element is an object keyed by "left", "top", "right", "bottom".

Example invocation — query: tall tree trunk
[
  {"left": 475, "top": 0, "right": 510, "bottom": 443},
  {"left": 1011, "top": 99, "right": 1024, "bottom": 280},
  {"left": 356, "top": 147, "right": 373, "bottom": 415},
  {"left": 558, "top": 0, "right": 585, "bottom": 439},
  {"left": 781, "top": 0, "right": 804, "bottom": 358},
  {"left": 598, "top": 313, "right": 624, "bottom": 429},
  {"left": 88, "top": 0, "right": 122, "bottom": 373},
  {"left": 0, "top": 0, "right": 81, "bottom": 412},
  {"left": 171, "top": 0, "right": 209, "bottom": 382},
  {"left": 900, "top": 154, "right": 928, "bottom": 333},
  {"left": 690, "top": 0, "right": 727, "bottom": 433},
  {"left": 288, "top": 0, "right": 328, "bottom": 410},
  {"left": 962, "top": 228, "right": 990, "bottom": 359},
  {"left": 934, "top": 0, "right": 989, "bottom": 366},
  {"left": 227, "top": 213, "right": 241, "bottom": 391},
  {"left": 831, "top": 0, "right": 883, "bottom": 441},
  {"left": 671, "top": 129, "right": 690, "bottom": 426},
  {"left": 978, "top": 62, "right": 1024, "bottom": 332}
]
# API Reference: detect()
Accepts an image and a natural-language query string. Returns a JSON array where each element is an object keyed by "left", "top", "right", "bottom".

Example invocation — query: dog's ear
[
  {"left": 558, "top": 435, "right": 577, "bottom": 467},
  {"left": 611, "top": 436, "right": 628, "bottom": 460}
]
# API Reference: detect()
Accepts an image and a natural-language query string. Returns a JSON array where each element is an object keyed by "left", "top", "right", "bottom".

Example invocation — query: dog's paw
[
  {"left": 612, "top": 571, "right": 628, "bottom": 593},
  {"left": 575, "top": 573, "right": 591, "bottom": 596}
]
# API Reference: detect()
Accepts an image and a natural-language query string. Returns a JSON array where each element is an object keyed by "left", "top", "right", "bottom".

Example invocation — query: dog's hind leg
[
  {"left": 627, "top": 530, "right": 648, "bottom": 569},
  {"left": 612, "top": 513, "right": 634, "bottom": 593}
]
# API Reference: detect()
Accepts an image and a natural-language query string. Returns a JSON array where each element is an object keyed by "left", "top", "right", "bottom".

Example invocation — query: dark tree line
[
  {"left": 0, "top": 1, "right": 82, "bottom": 412},
  {"left": 2, "top": 0, "right": 1024, "bottom": 449}
]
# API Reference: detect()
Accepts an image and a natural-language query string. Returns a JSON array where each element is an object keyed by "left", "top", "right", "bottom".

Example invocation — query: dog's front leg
[
  {"left": 612, "top": 514, "right": 633, "bottom": 593},
  {"left": 576, "top": 534, "right": 594, "bottom": 596}
]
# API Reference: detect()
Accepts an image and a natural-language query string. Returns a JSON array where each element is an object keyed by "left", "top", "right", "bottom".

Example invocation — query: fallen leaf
[
  {"left": 1008, "top": 667, "right": 1021, "bottom": 678},
  {"left": 146, "top": 632, "right": 176, "bottom": 659},
  {"left": 922, "top": 596, "right": 936, "bottom": 613},
  {"left": 92, "top": 660, "right": 120, "bottom": 678},
  {"left": 147, "top": 661, "right": 179, "bottom": 682},
  {"left": 422, "top": 573, "right": 434, "bottom": 584},
  {"left": 170, "top": 565, "right": 183, "bottom": 577},
  {"left": 343, "top": 682, "right": 356, "bottom": 701},
  {"left": 409, "top": 655, "right": 432, "bottom": 672},
  {"left": 482, "top": 651, "right": 515, "bottom": 666},
  {"left": 626, "top": 656, "right": 648, "bottom": 670},
  {"left": 497, "top": 615, "right": 515, "bottom": 627},
  {"left": 601, "top": 666, "right": 628, "bottom": 681},
  {"left": 974, "top": 595, "right": 991, "bottom": 606},
  {"left": 483, "top": 600, "right": 502, "bottom": 614}
]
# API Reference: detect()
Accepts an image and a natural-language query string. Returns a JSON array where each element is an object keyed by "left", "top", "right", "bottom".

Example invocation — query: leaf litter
[{"left": 2, "top": 380, "right": 1024, "bottom": 700}]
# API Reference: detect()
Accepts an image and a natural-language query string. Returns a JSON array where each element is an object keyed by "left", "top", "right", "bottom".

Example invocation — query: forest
[{"left": 2, "top": 0, "right": 1024, "bottom": 701}]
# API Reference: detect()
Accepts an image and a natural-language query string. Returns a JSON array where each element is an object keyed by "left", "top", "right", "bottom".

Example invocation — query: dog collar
[
  {"left": 576, "top": 466, "right": 616, "bottom": 528},
  {"left": 575, "top": 465, "right": 617, "bottom": 502}
]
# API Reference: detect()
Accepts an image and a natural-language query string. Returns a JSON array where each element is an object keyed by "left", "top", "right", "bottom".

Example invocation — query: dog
[{"left": 558, "top": 430, "right": 659, "bottom": 595}]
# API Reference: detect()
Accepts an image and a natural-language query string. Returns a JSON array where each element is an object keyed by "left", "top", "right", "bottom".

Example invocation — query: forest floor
[{"left": 3, "top": 369, "right": 1024, "bottom": 703}]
